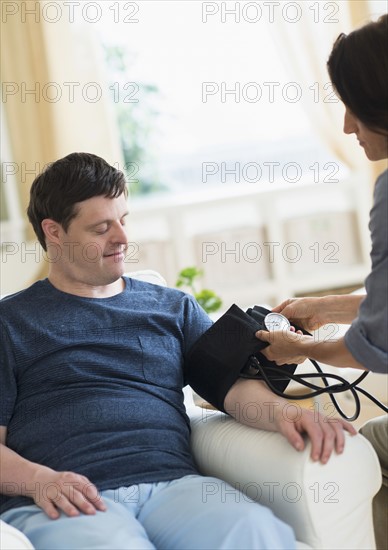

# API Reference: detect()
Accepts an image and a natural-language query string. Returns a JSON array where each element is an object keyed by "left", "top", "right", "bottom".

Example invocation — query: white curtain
[
  {"left": 271, "top": 0, "right": 375, "bottom": 174},
  {"left": 1, "top": 0, "right": 123, "bottom": 283}
]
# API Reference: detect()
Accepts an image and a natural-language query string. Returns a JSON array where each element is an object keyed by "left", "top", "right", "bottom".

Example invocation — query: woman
[{"left": 257, "top": 14, "right": 387, "bottom": 550}]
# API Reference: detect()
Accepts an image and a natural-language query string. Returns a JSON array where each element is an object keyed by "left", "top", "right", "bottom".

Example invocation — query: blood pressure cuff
[{"left": 184, "top": 304, "right": 298, "bottom": 412}]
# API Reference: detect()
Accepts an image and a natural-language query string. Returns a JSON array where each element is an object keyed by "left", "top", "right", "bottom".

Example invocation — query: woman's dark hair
[
  {"left": 27, "top": 152, "right": 127, "bottom": 250},
  {"left": 327, "top": 14, "right": 388, "bottom": 135}
]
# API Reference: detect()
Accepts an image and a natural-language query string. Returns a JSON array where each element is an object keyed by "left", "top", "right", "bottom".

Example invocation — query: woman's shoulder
[
  {"left": 374, "top": 168, "right": 388, "bottom": 203},
  {"left": 376, "top": 168, "right": 388, "bottom": 188}
]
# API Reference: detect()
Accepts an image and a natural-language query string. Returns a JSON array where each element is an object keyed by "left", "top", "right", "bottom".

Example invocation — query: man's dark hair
[
  {"left": 327, "top": 14, "right": 388, "bottom": 135},
  {"left": 27, "top": 152, "right": 128, "bottom": 250}
]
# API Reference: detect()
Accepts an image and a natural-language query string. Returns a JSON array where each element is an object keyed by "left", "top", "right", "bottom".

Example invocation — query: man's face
[{"left": 52, "top": 194, "right": 129, "bottom": 288}]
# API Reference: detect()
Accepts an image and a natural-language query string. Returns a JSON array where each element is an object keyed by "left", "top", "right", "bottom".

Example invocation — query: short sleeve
[{"left": 182, "top": 296, "right": 213, "bottom": 357}]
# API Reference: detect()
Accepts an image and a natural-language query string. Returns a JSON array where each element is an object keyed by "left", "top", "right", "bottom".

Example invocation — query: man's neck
[{"left": 47, "top": 273, "right": 125, "bottom": 299}]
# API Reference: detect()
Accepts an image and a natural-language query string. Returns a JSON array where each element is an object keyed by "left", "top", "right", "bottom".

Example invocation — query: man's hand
[
  {"left": 274, "top": 406, "right": 357, "bottom": 464},
  {"left": 1, "top": 438, "right": 107, "bottom": 521},
  {"left": 30, "top": 466, "right": 107, "bottom": 519},
  {"left": 224, "top": 379, "right": 357, "bottom": 464}
]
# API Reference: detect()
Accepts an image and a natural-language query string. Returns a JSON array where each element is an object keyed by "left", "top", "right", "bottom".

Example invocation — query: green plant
[{"left": 176, "top": 267, "right": 222, "bottom": 314}]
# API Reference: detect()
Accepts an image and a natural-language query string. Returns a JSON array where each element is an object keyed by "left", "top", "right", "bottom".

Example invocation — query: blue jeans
[{"left": 1, "top": 475, "right": 296, "bottom": 549}]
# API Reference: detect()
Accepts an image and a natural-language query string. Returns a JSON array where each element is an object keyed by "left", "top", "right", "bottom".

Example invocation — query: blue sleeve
[
  {"left": 344, "top": 171, "right": 388, "bottom": 373},
  {"left": 182, "top": 295, "right": 213, "bottom": 358}
]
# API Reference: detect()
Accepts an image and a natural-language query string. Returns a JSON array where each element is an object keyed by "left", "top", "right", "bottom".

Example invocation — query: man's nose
[{"left": 110, "top": 222, "right": 128, "bottom": 244}]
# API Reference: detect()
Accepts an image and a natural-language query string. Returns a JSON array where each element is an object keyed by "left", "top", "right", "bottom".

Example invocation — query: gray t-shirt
[{"left": 345, "top": 169, "right": 388, "bottom": 373}]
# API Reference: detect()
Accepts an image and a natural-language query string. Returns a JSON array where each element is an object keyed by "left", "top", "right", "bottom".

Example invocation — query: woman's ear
[{"left": 41, "top": 219, "right": 62, "bottom": 245}]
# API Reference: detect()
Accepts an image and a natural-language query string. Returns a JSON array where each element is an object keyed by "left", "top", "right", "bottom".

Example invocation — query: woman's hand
[
  {"left": 271, "top": 297, "right": 328, "bottom": 332},
  {"left": 256, "top": 328, "right": 310, "bottom": 365},
  {"left": 272, "top": 294, "right": 364, "bottom": 330}
]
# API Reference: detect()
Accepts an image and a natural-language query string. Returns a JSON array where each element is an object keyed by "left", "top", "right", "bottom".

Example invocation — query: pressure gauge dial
[{"left": 264, "top": 312, "right": 291, "bottom": 331}]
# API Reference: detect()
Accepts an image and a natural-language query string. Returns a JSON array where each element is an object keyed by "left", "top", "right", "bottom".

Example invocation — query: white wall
[
  {"left": 1, "top": 170, "right": 372, "bottom": 306},
  {"left": 127, "top": 170, "right": 372, "bottom": 310}
]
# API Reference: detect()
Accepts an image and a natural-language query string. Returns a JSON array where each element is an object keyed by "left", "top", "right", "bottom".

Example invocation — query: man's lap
[{"left": 1, "top": 475, "right": 296, "bottom": 550}]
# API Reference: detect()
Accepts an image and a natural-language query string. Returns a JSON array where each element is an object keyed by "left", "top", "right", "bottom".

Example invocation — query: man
[{"left": 0, "top": 152, "right": 355, "bottom": 550}]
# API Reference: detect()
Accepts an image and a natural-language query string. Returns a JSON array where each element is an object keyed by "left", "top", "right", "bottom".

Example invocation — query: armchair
[
  {"left": 0, "top": 521, "right": 34, "bottom": 549},
  {"left": 0, "top": 271, "right": 381, "bottom": 550},
  {"left": 186, "top": 390, "right": 380, "bottom": 549},
  {"left": 145, "top": 270, "right": 382, "bottom": 550}
]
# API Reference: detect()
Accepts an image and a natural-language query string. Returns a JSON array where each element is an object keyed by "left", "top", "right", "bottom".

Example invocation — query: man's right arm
[{"left": 0, "top": 426, "right": 106, "bottom": 519}]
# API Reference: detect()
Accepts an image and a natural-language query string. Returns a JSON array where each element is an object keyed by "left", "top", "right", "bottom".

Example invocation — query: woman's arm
[
  {"left": 256, "top": 330, "right": 366, "bottom": 370},
  {"left": 272, "top": 294, "right": 365, "bottom": 331}
]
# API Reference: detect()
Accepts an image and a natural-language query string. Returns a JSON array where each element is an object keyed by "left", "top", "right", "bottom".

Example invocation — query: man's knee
[{"left": 5, "top": 506, "right": 153, "bottom": 550}]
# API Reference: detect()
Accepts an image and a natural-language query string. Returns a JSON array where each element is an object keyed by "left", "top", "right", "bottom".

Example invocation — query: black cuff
[{"left": 184, "top": 304, "right": 298, "bottom": 412}]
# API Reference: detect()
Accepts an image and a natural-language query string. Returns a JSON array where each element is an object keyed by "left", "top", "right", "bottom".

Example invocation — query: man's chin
[
  {"left": 98, "top": 260, "right": 126, "bottom": 284},
  {"left": 99, "top": 272, "right": 125, "bottom": 291}
]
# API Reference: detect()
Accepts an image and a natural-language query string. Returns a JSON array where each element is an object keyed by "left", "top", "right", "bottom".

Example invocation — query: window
[
  {"left": 96, "top": 1, "right": 349, "bottom": 199},
  {"left": 0, "top": 104, "right": 24, "bottom": 244}
]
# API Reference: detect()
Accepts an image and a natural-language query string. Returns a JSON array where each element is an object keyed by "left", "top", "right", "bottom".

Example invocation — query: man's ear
[{"left": 41, "top": 219, "right": 63, "bottom": 245}]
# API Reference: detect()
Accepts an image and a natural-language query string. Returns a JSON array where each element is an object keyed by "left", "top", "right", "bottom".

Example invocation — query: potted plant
[{"left": 176, "top": 267, "right": 222, "bottom": 315}]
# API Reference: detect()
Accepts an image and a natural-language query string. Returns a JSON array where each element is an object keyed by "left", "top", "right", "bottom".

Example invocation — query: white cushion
[{"left": 0, "top": 521, "right": 34, "bottom": 550}]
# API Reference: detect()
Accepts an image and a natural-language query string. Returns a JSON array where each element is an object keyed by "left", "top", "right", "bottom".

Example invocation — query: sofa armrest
[
  {"left": 188, "top": 406, "right": 381, "bottom": 550},
  {"left": 0, "top": 520, "right": 34, "bottom": 549}
]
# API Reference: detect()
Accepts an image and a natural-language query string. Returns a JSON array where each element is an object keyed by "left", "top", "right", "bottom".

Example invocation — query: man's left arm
[{"left": 224, "top": 378, "right": 357, "bottom": 464}]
